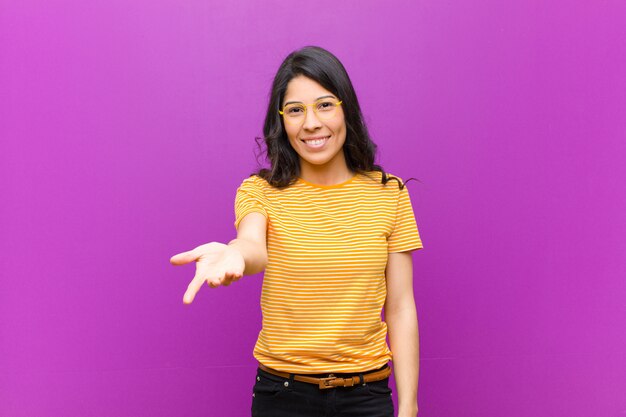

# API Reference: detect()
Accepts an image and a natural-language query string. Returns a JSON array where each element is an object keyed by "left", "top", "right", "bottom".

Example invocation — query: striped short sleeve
[
  {"left": 387, "top": 184, "right": 423, "bottom": 253},
  {"left": 234, "top": 176, "right": 268, "bottom": 230}
]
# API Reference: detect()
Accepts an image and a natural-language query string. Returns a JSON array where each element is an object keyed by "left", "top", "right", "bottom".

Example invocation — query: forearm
[
  {"left": 387, "top": 304, "right": 420, "bottom": 416},
  {"left": 228, "top": 238, "right": 267, "bottom": 275}
]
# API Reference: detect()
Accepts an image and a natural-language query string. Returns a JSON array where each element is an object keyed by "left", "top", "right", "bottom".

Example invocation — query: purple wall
[{"left": 2, "top": 1, "right": 625, "bottom": 416}]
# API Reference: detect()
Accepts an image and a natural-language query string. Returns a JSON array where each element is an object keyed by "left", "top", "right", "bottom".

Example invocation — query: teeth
[{"left": 304, "top": 136, "right": 329, "bottom": 145}]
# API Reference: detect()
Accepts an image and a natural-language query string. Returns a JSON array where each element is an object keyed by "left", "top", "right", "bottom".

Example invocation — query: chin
[{"left": 302, "top": 153, "right": 342, "bottom": 167}]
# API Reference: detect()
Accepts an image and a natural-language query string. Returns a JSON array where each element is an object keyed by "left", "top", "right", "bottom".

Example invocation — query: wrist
[{"left": 398, "top": 404, "right": 418, "bottom": 417}]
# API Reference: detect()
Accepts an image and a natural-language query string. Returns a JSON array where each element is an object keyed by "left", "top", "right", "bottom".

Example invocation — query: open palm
[{"left": 170, "top": 242, "right": 245, "bottom": 304}]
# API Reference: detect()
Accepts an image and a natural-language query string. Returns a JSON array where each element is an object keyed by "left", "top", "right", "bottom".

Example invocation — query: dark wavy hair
[{"left": 253, "top": 45, "right": 417, "bottom": 190}]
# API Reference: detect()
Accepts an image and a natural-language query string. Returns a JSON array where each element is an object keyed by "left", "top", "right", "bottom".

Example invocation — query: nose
[{"left": 302, "top": 106, "right": 323, "bottom": 131}]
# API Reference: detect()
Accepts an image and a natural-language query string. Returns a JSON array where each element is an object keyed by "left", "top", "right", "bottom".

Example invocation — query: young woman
[{"left": 171, "top": 46, "right": 423, "bottom": 417}]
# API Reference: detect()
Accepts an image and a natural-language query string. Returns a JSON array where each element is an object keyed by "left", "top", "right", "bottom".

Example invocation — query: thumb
[{"left": 170, "top": 249, "right": 198, "bottom": 266}]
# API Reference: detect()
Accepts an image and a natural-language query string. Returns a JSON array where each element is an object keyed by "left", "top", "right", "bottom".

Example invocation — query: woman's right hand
[{"left": 170, "top": 242, "right": 245, "bottom": 304}]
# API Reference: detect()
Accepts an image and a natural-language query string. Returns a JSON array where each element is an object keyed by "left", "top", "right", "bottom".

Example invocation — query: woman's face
[{"left": 281, "top": 75, "right": 347, "bottom": 173}]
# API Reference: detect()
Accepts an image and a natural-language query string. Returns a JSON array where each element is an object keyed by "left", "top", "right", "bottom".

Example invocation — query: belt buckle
[{"left": 318, "top": 374, "right": 337, "bottom": 389}]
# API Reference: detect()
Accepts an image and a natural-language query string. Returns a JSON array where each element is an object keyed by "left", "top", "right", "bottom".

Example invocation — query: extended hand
[{"left": 170, "top": 242, "right": 245, "bottom": 304}]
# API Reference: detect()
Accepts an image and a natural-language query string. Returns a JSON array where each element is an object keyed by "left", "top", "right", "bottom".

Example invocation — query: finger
[
  {"left": 183, "top": 274, "right": 206, "bottom": 304},
  {"left": 170, "top": 249, "right": 199, "bottom": 266},
  {"left": 221, "top": 270, "right": 232, "bottom": 286},
  {"left": 183, "top": 285, "right": 199, "bottom": 304},
  {"left": 211, "top": 267, "right": 229, "bottom": 287},
  {"left": 206, "top": 270, "right": 223, "bottom": 288},
  {"left": 222, "top": 271, "right": 242, "bottom": 286}
]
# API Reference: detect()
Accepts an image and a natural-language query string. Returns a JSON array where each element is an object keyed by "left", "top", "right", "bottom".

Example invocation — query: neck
[{"left": 299, "top": 158, "right": 354, "bottom": 186}]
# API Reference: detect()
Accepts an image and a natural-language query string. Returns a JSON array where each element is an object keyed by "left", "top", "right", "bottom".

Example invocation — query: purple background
[{"left": 1, "top": 1, "right": 625, "bottom": 416}]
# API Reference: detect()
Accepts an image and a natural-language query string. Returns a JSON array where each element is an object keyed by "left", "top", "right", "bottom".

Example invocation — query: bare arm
[
  {"left": 385, "top": 251, "right": 420, "bottom": 417},
  {"left": 170, "top": 212, "right": 268, "bottom": 303},
  {"left": 227, "top": 211, "right": 268, "bottom": 275}
]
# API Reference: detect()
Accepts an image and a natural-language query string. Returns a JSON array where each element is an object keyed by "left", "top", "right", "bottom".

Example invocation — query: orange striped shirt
[{"left": 234, "top": 171, "right": 423, "bottom": 373}]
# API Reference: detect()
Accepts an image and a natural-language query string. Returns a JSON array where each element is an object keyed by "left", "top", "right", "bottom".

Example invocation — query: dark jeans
[{"left": 251, "top": 366, "right": 394, "bottom": 417}]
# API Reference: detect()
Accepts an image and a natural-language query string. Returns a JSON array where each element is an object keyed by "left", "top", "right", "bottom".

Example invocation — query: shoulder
[
  {"left": 360, "top": 170, "right": 405, "bottom": 190},
  {"left": 234, "top": 175, "right": 273, "bottom": 202},
  {"left": 238, "top": 174, "right": 270, "bottom": 190}
]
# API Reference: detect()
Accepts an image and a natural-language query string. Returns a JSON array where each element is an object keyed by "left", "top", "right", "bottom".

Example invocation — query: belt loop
[
  {"left": 359, "top": 372, "right": 366, "bottom": 386},
  {"left": 288, "top": 373, "right": 295, "bottom": 387}
]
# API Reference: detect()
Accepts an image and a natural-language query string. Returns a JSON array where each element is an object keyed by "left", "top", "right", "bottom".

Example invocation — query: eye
[
  {"left": 317, "top": 101, "right": 336, "bottom": 111},
  {"left": 286, "top": 105, "right": 304, "bottom": 115}
]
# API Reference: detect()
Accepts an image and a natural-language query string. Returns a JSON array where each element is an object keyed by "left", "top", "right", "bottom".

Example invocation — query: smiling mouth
[{"left": 301, "top": 136, "right": 331, "bottom": 146}]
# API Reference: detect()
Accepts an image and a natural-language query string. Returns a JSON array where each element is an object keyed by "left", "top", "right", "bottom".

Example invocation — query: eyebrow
[{"left": 283, "top": 95, "right": 336, "bottom": 106}]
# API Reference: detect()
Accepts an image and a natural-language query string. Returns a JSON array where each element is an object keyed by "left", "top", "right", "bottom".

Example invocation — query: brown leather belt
[{"left": 258, "top": 363, "right": 392, "bottom": 389}]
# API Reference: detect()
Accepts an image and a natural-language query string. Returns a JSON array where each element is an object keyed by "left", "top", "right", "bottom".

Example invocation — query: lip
[
  {"left": 300, "top": 135, "right": 330, "bottom": 150},
  {"left": 301, "top": 135, "right": 331, "bottom": 141}
]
